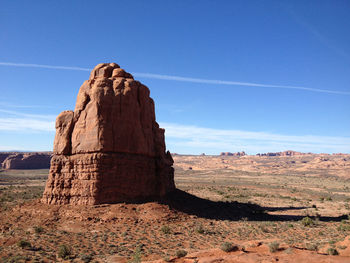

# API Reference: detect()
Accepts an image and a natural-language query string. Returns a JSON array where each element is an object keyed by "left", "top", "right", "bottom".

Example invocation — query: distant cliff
[
  {"left": 0, "top": 152, "right": 52, "bottom": 169},
  {"left": 256, "top": 150, "right": 310, "bottom": 157},
  {"left": 220, "top": 151, "right": 246, "bottom": 156}
]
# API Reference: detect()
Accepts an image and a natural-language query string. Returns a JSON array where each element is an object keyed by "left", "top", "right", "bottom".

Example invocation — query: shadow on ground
[{"left": 161, "top": 189, "right": 348, "bottom": 222}]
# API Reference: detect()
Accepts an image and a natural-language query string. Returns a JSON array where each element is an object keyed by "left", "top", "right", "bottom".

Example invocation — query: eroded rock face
[
  {"left": 2, "top": 153, "right": 51, "bottom": 169},
  {"left": 42, "top": 63, "right": 175, "bottom": 205},
  {"left": 0, "top": 153, "right": 11, "bottom": 168}
]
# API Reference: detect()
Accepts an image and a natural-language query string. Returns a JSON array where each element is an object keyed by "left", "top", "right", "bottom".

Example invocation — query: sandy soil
[{"left": 0, "top": 154, "right": 350, "bottom": 262}]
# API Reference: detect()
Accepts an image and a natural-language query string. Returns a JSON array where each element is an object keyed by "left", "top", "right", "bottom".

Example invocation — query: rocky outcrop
[
  {"left": 42, "top": 63, "right": 175, "bottom": 205},
  {"left": 220, "top": 151, "right": 246, "bottom": 157},
  {"left": 0, "top": 153, "right": 11, "bottom": 168},
  {"left": 256, "top": 150, "right": 308, "bottom": 157},
  {"left": 1, "top": 153, "right": 51, "bottom": 169}
]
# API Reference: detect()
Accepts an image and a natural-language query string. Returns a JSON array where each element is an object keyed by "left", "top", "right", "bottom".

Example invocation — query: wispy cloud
[
  {"left": 0, "top": 62, "right": 349, "bottom": 95},
  {"left": 132, "top": 73, "right": 350, "bottom": 95},
  {"left": 0, "top": 118, "right": 54, "bottom": 132},
  {"left": 0, "top": 109, "right": 56, "bottom": 120},
  {"left": 0, "top": 145, "right": 28, "bottom": 151},
  {"left": 0, "top": 108, "right": 55, "bottom": 132},
  {"left": 0, "top": 101, "right": 55, "bottom": 109},
  {"left": 160, "top": 122, "right": 350, "bottom": 154},
  {"left": 285, "top": 5, "right": 350, "bottom": 60},
  {"left": 0, "top": 114, "right": 348, "bottom": 153},
  {"left": 0, "top": 62, "right": 90, "bottom": 71}
]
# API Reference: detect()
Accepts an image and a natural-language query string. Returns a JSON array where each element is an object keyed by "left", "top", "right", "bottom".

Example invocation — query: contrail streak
[
  {"left": 132, "top": 72, "right": 350, "bottom": 95},
  {"left": 1, "top": 62, "right": 349, "bottom": 95},
  {"left": 0, "top": 62, "right": 90, "bottom": 71}
]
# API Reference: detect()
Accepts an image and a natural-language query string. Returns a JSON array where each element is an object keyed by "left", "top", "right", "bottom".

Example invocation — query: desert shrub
[
  {"left": 80, "top": 253, "right": 93, "bottom": 263},
  {"left": 269, "top": 241, "right": 280, "bottom": 253},
  {"left": 337, "top": 224, "right": 350, "bottom": 231},
  {"left": 306, "top": 243, "right": 318, "bottom": 251},
  {"left": 17, "top": 240, "right": 31, "bottom": 249},
  {"left": 163, "top": 256, "right": 171, "bottom": 262},
  {"left": 129, "top": 246, "right": 142, "bottom": 263},
  {"left": 301, "top": 216, "right": 314, "bottom": 227},
  {"left": 175, "top": 249, "right": 187, "bottom": 258},
  {"left": 284, "top": 247, "right": 293, "bottom": 254},
  {"left": 34, "top": 226, "right": 44, "bottom": 234},
  {"left": 327, "top": 248, "right": 339, "bottom": 255},
  {"left": 161, "top": 225, "right": 171, "bottom": 234},
  {"left": 220, "top": 242, "right": 238, "bottom": 252},
  {"left": 58, "top": 244, "right": 72, "bottom": 259},
  {"left": 195, "top": 224, "right": 205, "bottom": 234}
]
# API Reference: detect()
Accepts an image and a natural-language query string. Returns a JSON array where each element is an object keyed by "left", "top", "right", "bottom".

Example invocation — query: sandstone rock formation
[
  {"left": 42, "top": 63, "right": 175, "bottom": 205},
  {"left": 256, "top": 150, "right": 308, "bottom": 157},
  {"left": 0, "top": 153, "right": 11, "bottom": 168},
  {"left": 1, "top": 153, "right": 51, "bottom": 169},
  {"left": 220, "top": 151, "right": 246, "bottom": 157}
]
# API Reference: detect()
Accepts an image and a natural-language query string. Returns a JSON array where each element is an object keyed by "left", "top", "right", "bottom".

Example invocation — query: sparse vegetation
[
  {"left": 220, "top": 242, "right": 237, "bottom": 252},
  {"left": 195, "top": 224, "right": 205, "bottom": 234},
  {"left": 129, "top": 246, "right": 142, "bottom": 263},
  {"left": 58, "top": 244, "right": 72, "bottom": 259},
  {"left": 306, "top": 242, "right": 318, "bottom": 251},
  {"left": 327, "top": 247, "right": 339, "bottom": 255},
  {"left": 17, "top": 240, "right": 31, "bottom": 249},
  {"left": 175, "top": 249, "right": 187, "bottom": 258},
  {"left": 1, "top": 155, "right": 350, "bottom": 261},
  {"left": 80, "top": 253, "right": 94, "bottom": 263},
  {"left": 34, "top": 226, "right": 44, "bottom": 234},
  {"left": 161, "top": 225, "right": 171, "bottom": 234},
  {"left": 269, "top": 241, "right": 280, "bottom": 253},
  {"left": 301, "top": 216, "right": 314, "bottom": 227}
]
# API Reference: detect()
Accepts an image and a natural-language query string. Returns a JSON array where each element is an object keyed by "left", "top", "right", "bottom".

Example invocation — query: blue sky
[{"left": 0, "top": 0, "right": 349, "bottom": 154}]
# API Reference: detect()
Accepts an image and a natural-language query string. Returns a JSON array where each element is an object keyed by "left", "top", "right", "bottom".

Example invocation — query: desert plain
[{"left": 1, "top": 153, "right": 350, "bottom": 262}]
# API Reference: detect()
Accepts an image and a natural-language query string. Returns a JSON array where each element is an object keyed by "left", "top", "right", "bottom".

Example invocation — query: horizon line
[{"left": 0, "top": 150, "right": 348, "bottom": 155}]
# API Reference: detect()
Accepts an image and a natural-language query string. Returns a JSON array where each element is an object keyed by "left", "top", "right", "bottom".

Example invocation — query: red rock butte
[{"left": 42, "top": 63, "right": 175, "bottom": 205}]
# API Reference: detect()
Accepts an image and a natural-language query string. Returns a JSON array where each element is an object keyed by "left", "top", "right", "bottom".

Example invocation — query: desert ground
[{"left": 1, "top": 154, "right": 350, "bottom": 262}]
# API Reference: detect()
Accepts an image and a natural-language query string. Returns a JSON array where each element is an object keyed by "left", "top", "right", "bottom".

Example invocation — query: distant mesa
[
  {"left": 256, "top": 150, "right": 310, "bottom": 157},
  {"left": 0, "top": 152, "right": 51, "bottom": 169},
  {"left": 220, "top": 151, "right": 246, "bottom": 157},
  {"left": 42, "top": 63, "right": 175, "bottom": 205}
]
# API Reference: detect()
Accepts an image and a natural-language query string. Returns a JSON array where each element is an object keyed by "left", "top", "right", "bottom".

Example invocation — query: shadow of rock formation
[{"left": 161, "top": 189, "right": 348, "bottom": 222}]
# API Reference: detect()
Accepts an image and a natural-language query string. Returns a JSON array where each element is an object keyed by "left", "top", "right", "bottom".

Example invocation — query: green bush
[
  {"left": 58, "top": 244, "right": 72, "bottom": 259},
  {"left": 175, "top": 249, "right": 187, "bottom": 258},
  {"left": 195, "top": 224, "right": 205, "bottom": 234},
  {"left": 129, "top": 246, "right": 142, "bottom": 263},
  {"left": 17, "top": 240, "right": 31, "bottom": 249},
  {"left": 269, "top": 241, "right": 279, "bottom": 253},
  {"left": 161, "top": 225, "right": 171, "bottom": 234},
  {"left": 220, "top": 242, "right": 238, "bottom": 252},
  {"left": 80, "top": 254, "right": 93, "bottom": 263},
  {"left": 327, "top": 247, "right": 339, "bottom": 255},
  {"left": 301, "top": 216, "right": 314, "bottom": 227},
  {"left": 306, "top": 243, "right": 318, "bottom": 251},
  {"left": 34, "top": 226, "right": 44, "bottom": 234}
]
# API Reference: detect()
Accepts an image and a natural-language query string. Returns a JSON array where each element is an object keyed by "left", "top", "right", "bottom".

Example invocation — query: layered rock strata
[
  {"left": 42, "top": 63, "right": 175, "bottom": 205},
  {"left": 2, "top": 153, "right": 51, "bottom": 169}
]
